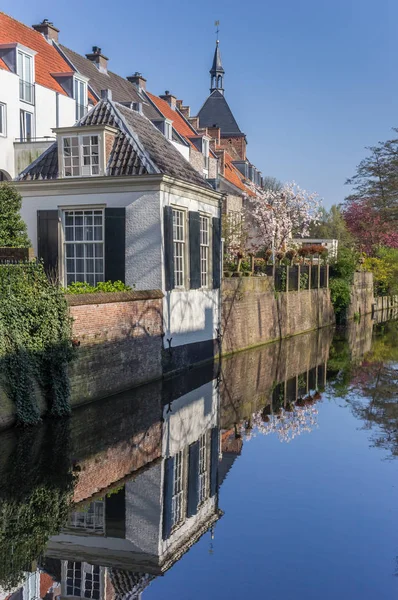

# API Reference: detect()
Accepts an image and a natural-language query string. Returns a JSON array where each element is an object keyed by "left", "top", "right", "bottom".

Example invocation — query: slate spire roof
[
  {"left": 210, "top": 41, "right": 224, "bottom": 76},
  {"left": 197, "top": 89, "right": 242, "bottom": 135},
  {"left": 18, "top": 99, "right": 211, "bottom": 188}
]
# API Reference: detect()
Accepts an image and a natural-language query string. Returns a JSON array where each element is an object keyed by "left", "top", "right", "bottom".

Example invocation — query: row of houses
[{"left": 0, "top": 12, "right": 267, "bottom": 368}]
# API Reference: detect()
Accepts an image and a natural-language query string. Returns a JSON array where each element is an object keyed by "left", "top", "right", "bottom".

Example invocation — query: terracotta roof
[
  {"left": 223, "top": 151, "right": 256, "bottom": 196},
  {"left": 0, "top": 12, "right": 72, "bottom": 95},
  {"left": 146, "top": 92, "right": 199, "bottom": 149}
]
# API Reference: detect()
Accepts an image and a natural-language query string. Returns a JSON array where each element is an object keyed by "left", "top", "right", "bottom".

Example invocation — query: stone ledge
[{"left": 66, "top": 289, "right": 164, "bottom": 306}]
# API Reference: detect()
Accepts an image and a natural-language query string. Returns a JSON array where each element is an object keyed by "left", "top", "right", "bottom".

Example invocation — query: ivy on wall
[{"left": 0, "top": 262, "right": 73, "bottom": 424}]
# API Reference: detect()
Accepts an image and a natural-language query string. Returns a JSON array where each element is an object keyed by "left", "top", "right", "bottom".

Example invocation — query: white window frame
[
  {"left": 164, "top": 119, "right": 173, "bottom": 140},
  {"left": 171, "top": 450, "right": 185, "bottom": 530},
  {"left": 20, "top": 109, "right": 34, "bottom": 141},
  {"left": 63, "top": 208, "right": 105, "bottom": 287},
  {"left": 172, "top": 207, "right": 187, "bottom": 289},
  {"left": 198, "top": 432, "right": 209, "bottom": 505},
  {"left": 200, "top": 214, "right": 211, "bottom": 288},
  {"left": 0, "top": 103, "right": 6, "bottom": 137},
  {"left": 17, "top": 49, "right": 34, "bottom": 104},
  {"left": 74, "top": 77, "right": 87, "bottom": 121},
  {"left": 203, "top": 138, "right": 210, "bottom": 170},
  {"left": 60, "top": 132, "right": 103, "bottom": 178},
  {"left": 69, "top": 500, "right": 105, "bottom": 534}
]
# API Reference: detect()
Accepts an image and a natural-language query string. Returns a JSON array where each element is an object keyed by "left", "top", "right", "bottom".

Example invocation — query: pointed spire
[{"left": 210, "top": 40, "right": 225, "bottom": 94}]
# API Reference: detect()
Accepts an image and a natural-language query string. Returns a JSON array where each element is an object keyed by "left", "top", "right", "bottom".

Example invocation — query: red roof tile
[
  {"left": 0, "top": 12, "right": 72, "bottom": 95},
  {"left": 223, "top": 151, "right": 256, "bottom": 196},
  {"left": 146, "top": 92, "right": 199, "bottom": 150}
]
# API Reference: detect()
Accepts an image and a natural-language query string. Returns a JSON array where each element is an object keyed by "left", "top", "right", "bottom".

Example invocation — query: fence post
[
  {"left": 317, "top": 263, "right": 321, "bottom": 289},
  {"left": 308, "top": 264, "right": 311, "bottom": 290},
  {"left": 297, "top": 264, "right": 300, "bottom": 292},
  {"left": 286, "top": 266, "right": 289, "bottom": 293},
  {"left": 326, "top": 264, "right": 329, "bottom": 288}
]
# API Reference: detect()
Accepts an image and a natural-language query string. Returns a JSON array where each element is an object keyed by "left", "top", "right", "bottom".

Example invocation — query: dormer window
[
  {"left": 203, "top": 138, "right": 209, "bottom": 171},
  {"left": 17, "top": 50, "right": 34, "bottom": 104},
  {"left": 62, "top": 134, "right": 100, "bottom": 177},
  {"left": 74, "top": 78, "right": 87, "bottom": 121},
  {"left": 164, "top": 120, "right": 173, "bottom": 140}
]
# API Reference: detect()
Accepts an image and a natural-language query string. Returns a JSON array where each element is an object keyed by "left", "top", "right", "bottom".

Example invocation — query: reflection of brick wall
[
  {"left": 68, "top": 291, "right": 163, "bottom": 404},
  {"left": 73, "top": 420, "right": 162, "bottom": 503}
]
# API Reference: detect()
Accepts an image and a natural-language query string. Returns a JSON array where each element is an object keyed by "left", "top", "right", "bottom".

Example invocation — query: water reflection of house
[{"left": 45, "top": 367, "right": 222, "bottom": 598}]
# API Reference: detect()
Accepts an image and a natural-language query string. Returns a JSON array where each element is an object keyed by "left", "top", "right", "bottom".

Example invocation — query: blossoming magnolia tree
[{"left": 248, "top": 182, "right": 322, "bottom": 254}]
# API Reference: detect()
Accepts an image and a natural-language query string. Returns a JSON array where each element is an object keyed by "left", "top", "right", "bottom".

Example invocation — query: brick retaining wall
[
  {"left": 68, "top": 290, "right": 164, "bottom": 405},
  {"left": 222, "top": 277, "right": 335, "bottom": 355}
]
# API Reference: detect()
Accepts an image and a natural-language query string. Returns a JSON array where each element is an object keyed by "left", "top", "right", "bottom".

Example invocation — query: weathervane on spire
[{"left": 215, "top": 20, "right": 220, "bottom": 43}]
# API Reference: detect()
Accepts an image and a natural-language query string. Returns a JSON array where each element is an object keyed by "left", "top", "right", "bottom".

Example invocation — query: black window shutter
[
  {"left": 212, "top": 216, "right": 221, "bottom": 289},
  {"left": 162, "top": 456, "right": 175, "bottom": 540},
  {"left": 187, "top": 441, "right": 200, "bottom": 517},
  {"left": 210, "top": 427, "right": 219, "bottom": 497},
  {"left": 105, "top": 208, "right": 125, "bottom": 282},
  {"left": 189, "top": 211, "right": 201, "bottom": 289},
  {"left": 164, "top": 206, "right": 174, "bottom": 291},
  {"left": 37, "top": 210, "right": 59, "bottom": 276}
]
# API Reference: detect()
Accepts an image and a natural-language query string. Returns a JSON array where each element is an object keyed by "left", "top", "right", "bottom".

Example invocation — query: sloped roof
[
  {"left": 0, "top": 12, "right": 73, "bottom": 95},
  {"left": 146, "top": 92, "right": 198, "bottom": 149},
  {"left": 58, "top": 44, "right": 160, "bottom": 120},
  {"left": 222, "top": 151, "right": 256, "bottom": 197},
  {"left": 18, "top": 100, "right": 211, "bottom": 188},
  {"left": 210, "top": 41, "right": 224, "bottom": 75},
  {"left": 197, "top": 89, "right": 242, "bottom": 135}
]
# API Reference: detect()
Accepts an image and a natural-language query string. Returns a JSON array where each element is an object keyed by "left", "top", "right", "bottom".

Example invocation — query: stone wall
[
  {"left": 347, "top": 272, "right": 375, "bottom": 320},
  {"left": 222, "top": 277, "right": 335, "bottom": 355}
]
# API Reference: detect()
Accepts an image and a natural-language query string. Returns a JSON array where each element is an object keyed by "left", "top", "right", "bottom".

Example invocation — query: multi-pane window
[
  {"left": 17, "top": 50, "right": 34, "bottom": 103},
  {"left": 0, "top": 103, "right": 6, "bottom": 136},
  {"left": 198, "top": 433, "right": 208, "bottom": 505},
  {"left": 66, "top": 562, "right": 101, "bottom": 600},
  {"left": 63, "top": 135, "right": 100, "bottom": 177},
  {"left": 69, "top": 501, "right": 105, "bottom": 534},
  {"left": 171, "top": 451, "right": 184, "bottom": 528},
  {"left": 64, "top": 209, "right": 104, "bottom": 286},
  {"left": 200, "top": 215, "right": 210, "bottom": 287},
  {"left": 172, "top": 209, "right": 185, "bottom": 288},
  {"left": 20, "top": 109, "right": 33, "bottom": 141},
  {"left": 74, "top": 79, "right": 87, "bottom": 121},
  {"left": 164, "top": 120, "right": 172, "bottom": 140}
]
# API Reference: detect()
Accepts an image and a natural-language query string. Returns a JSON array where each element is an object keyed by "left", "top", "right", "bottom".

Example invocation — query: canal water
[{"left": 0, "top": 313, "right": 397, "bottom": 600}]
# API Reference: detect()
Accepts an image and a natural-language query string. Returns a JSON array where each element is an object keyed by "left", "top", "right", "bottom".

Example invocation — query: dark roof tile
[{"left": 197, "top": 90, "right": 242, "bottom": 135}]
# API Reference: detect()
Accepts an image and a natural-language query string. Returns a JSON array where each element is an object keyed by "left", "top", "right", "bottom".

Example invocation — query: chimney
[
  {"left": 215, "top": 150, "right": 226, "bottom": 177},
  {"left": 159, "top": 90, "right": 176, "bottom": 110},
  {"left": 86, "top": 46, "right": 108, "bottom": 74},
  {"left": 32, "top": 19, "right": 59, "bottom": 42},
  {"left": 179, "top": 105, "right": 190, "bottom": 119},
  {"left": 127, "top": 72, "right": 147, "bottom": 91},
  {"left": 188, "top": 116, "right": 199, "bottom": 129},
  {"left": 100, "top": 89, "right": 112, "bottom": 101},
  {"left": 207, "top": 126, "right": 221, "bottom": 146}
]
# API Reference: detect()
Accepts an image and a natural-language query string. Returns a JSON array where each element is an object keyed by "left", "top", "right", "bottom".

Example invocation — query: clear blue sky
[{"left": 5, "top": 0, "right": 398, "bottom": 207}]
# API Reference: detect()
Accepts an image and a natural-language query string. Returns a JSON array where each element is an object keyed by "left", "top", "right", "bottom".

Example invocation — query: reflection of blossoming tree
[{"left": 241, "top": 403, "right": 319, "bottom": 443}]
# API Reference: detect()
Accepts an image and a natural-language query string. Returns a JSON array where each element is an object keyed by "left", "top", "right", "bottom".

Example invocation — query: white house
[
  {"left": 0, "top": 14, "right": 80, "bottom": 180},
  {"left": 16, "top": 96, "right": 223, "bottom": 371}
]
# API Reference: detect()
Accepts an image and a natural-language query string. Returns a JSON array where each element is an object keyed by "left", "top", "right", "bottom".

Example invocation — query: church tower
[{"left": 210, "top": 40, "right": 224, "bottom": 93}]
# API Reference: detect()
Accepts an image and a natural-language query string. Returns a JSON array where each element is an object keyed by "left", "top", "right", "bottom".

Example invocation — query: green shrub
[
  {"left": 330, "top": 247, "right": 359, "bottom": 282},
  {"left": 329, "top": 277, "right": 351, "bottom": 317},
  {"left": 66, "top": 280, "right": 133, "bottom": 294},
  {"left": 0, "top": 262, "right": 73, "bottom": 424}
]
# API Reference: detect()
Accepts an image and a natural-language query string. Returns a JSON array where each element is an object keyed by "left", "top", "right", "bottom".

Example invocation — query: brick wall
[
  {"left": 68, "top": 290, "right": 164, "bottom": 405},
  {"left": 222, "top": 277, "right": 335, "bottom": 354},
  {"left": 218, "top": 136, "right": 246, "bottom": 160},
  {"left": 0, "top": 247, "right": 35, "bottom": 261}
]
